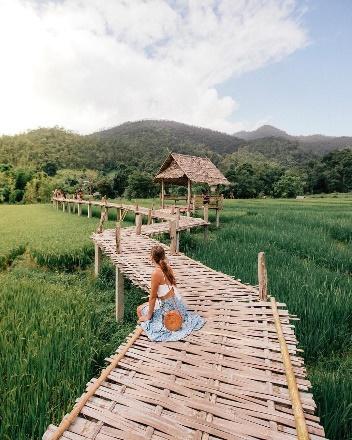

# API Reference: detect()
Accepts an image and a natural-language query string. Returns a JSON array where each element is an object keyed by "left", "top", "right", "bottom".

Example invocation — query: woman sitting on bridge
[{"left": 137, "top": 245, "right": 205, "bottom": 341}]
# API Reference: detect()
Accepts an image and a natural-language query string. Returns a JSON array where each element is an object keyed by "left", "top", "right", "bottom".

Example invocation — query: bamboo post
[
  {"left": 68, "top": 201, "right": 71, "bottom": 214},
  {"left": 147, "top": 208, "right": 152, "bottom": 225},
  {"left": 62, "top": 201, "right": 66, "bottom": 212},
  {"left": 118, "top": 208, "right": 122, "bottom": 221},
  {"left": 192, "top": 196, "right": 195, "bottom": 214},
  {"left": 94, "top": 243, "right": 101, "bottom": 277},
  {"left": 116, "top": 267, "right": 124, "bottom": 321},
  {"left": 136, "top": 213, "right": 142, "bottom": 235},
  {"left": 176, "top": 231, "right": 180, "bottom": 254},
  {"left": 258, "top": 251, "right": 268, "bottom": 301},
  {"left": 203, "top": 204, "right": 209, "bottom": 222},
  {"left": 49, "top": 326, "right": 143, "bottom": 440},
  {"left": 151, "top": 203, "right": 155, "bottom": 224},
  {"left": 115, "top": 222, "right": 121, "bottom": 253},
  {"left": 87, "top": 202, "right": 92, "bottom": 218},
  {"left": 161, "top": 180, "right": 165, "bottom": 209},
  {"left": 216, "top": 209, "right": 220, "bottom": 228},
  {"left": 77, "top": 203, "right": 81, "bottom": 216},
  {"left": 187, "top": 179, "right": 191, "bottom": 217},
  {"left": 271, "top": 297, "right": 310, "bottom": 440},
  {"left": 169, "top": 220, "right": 177, "bottom": 255}
]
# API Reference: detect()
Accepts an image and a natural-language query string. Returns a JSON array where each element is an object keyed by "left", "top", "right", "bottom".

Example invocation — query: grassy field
[{"left": 1, "top": 199, "right": 351, "bottom": 439}]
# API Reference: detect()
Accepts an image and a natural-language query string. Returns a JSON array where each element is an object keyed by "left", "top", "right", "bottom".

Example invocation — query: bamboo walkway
[{"left": 44, "top": 199, "right": 326, "bottom": 440}]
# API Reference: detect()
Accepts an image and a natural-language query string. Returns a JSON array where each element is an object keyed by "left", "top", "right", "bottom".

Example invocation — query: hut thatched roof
[{"left": 154, "top": 153, "right": 230, "bottom": 186}]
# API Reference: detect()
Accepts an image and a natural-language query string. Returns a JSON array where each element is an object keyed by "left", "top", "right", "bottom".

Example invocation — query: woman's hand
[{"left": 138, "top": 315, "right": 151, "bottom": 323}]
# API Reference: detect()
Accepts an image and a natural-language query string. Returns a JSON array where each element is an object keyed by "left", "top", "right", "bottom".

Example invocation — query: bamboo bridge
[{"left": 43, "top": 197, "right": 326, "bottom": 440}]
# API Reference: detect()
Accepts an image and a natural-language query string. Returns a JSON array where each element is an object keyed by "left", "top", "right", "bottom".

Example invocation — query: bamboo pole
[
  {"left": 258, "top": 251, "right": 268, "bottom": 301},
  {"left": 115, "top": 222, "right": 121, "bottom": 253},
  {"left": 49, "top": 326, "right": 143, "bottom": 440},
  {"left": 94, "top": 243, "right": 101, "bottom": 277},
  {"left": 169, "top": 220, "right": 177, "bottom": 255},
  {"left": 161, "top": 180, "right": 165, "bottom": 209},
  {"left": 136, "top": 213, "right": 142, "bottom": 235},
  {"left": 270, "top": 297, "right": 310, "bottom": 440},
  {"left": 87, "top": 202, "right": 92, "bottom": 218},
  {"left": 147, "top": 208, "right": 152, "bottom": 225},
  {"left": 115, "top": 267, "right": 124, "bottom": 321}
]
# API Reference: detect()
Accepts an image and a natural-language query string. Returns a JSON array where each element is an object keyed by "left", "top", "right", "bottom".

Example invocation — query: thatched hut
[{"left": 154, "top": 153, "right": 229, "bottom": 216}]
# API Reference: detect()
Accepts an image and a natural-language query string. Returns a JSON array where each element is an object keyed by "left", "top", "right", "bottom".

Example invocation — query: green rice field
[{"left": 1, "top": 199, "right": 351, "bottom": 440}]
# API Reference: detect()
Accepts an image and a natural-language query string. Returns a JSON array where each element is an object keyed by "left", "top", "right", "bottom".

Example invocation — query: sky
[{"left": 0, "top": 0, "right": 351, "bottom": 136}]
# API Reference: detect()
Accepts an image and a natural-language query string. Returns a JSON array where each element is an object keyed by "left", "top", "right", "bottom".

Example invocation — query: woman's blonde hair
[{"left": 151, "top": 245, "right": 176, "bottom": 285}]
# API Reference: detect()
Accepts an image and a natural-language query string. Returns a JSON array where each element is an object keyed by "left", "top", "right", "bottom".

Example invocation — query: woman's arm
[{"left": 138, "top": 270, "right": 160, "bottom": 321}]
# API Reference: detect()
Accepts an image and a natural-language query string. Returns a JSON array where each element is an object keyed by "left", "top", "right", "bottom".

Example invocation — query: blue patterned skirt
[{"left": 139, "top": 295, "right": 205, "bottom": 342}]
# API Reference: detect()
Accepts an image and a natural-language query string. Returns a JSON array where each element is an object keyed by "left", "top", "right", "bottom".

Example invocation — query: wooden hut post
[
  {"left": 115, "top": 267, "right": 124, "bottom": 321},
  {"left": 258, "top": 251, "right": 268, "bottom": 301},
  {"left": 203, "top": 204, "right": 209, "bottom": 222},
  {"left": 169, "top": 220, "right": 177, "bottom": 255},
  {"left": 136, "top": 212, "right": 142, "bottom": 235},
  {"left": 94, "top": 243, "right": 102, "bottom": 277},
  {"left": 161, "top": 180, "right": 165, "bottom": 209},
  {"left": 187, "top": 179, "right": 191, "bottom": 217},
  {"left": 88, "top": 202, "right": 92, "bottom": 218},
  {"left": 77, "top": 202, "right": 82, "bottom": 216}
]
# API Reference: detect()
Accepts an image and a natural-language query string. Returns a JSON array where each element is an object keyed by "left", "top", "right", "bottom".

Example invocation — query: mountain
[
  {"left": 234, "top": 125, "right": 290, "bottom": 141},
  {"left": 92, "top": 120, "right": 243, "bottom": 155},
  {"left": 234, "top": 125, "right": 352, "bottom": 153}
]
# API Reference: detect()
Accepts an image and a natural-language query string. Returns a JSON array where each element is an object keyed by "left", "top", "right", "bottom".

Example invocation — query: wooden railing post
[
  {"left": 94, "top": 243, "right": 101, "bottom": 277},
  {"left": 169, "top": 220, "right": 177, "bottom": 255},
  {"left": 203, "top": 204, "right": 209, "bottom": 222},
  {"left": 77, "top": 202, "right": 81, "bottom": 216},
  {"left": 147, "top": 208, "right": 152, "bottom": 225},
  {"left": 115, "top": 222, "right": 121, "bottom": 253},
  {"left": 68, "top": 201, "right": 71, "bottom": 214},
  {"left": 136, "top": 213, "right": 142, "bottom": 235},
  {"left": 87, "top": 202, "right": 92, "bottom": 218},
  {"left": 62, "top": 201, "right": 66, "bottom": 212},
  {"left": 116, "top": 267, "right": 124, "bottom": 321},
  {"left": 216, "top": 209, "right": 220, "bottom": 227},
  {"left": 258, "top": 251, "right": 268, "bottom": 301}
]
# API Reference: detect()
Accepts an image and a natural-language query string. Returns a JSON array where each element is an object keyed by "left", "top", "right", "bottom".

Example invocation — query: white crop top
[{"left": 155, "top": 272, "right": 180, "bottom": 299}]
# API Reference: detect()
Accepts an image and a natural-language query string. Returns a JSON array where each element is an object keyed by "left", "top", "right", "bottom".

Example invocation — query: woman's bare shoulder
[{"left": 151, "top": 267, "right": 164, "bottom": 280}]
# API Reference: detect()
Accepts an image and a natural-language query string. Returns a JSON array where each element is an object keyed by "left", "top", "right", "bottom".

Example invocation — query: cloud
[{"left": 0, "top": 0, "right": 307, "bottom": 135}]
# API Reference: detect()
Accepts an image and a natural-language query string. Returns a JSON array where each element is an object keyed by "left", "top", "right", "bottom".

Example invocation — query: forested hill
[
  {"left": 92, "top": 120, "right": 243, "bottom": 155},
  {"left": 234, "top": 124, "right": 352, "bottom": 153},
  {"left": 0, "top": 120, "right": 350, "bottom": 174}
]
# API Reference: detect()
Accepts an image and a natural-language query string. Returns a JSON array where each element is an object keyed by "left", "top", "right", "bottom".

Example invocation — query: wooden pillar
[
  {"left": 94, "top": 243, "right": 102, "bottom": 277},
  {"left": 203, "top": 204, "right": 209, "bottom": 222},
  {"left": 258, "top": 251, "right": 268, "bottom": 301},
  {"left": 115, "top": 223, "right": 121, "bottom": 253},
  {"left": 118, "top": 208, "right": 122, "bottom": 221},
  {"left": 216, "top": 209, "right": 220, "bottom": 228},
  {"left": 161, "top": 180, "right": 165, "bottom": 209},
  {"left": 169, "top": 220, "right": 177, "bottom": 255},
  {"left": 88, "top": 202, "right": 92, "bottom": 218},
  {"left": 176, "top": 231, "right": 180, "bottom": 254},
  {"left": 115, "top": 267, "right": 124, "bottom": 321},
  {"left": 187, "top": 179, "right": 191, "bottom": 217},
  {"left": 77, "top": 203, "right": 82, "bottom": 216},
  {"left": 136, "top": 213, "right": 142, "bottom": 235},
  {"left": 62, "top": 201, "right": 66, "bottom": 212},
  {"left": 68, "top": 201, "right": 71, "bottom": 214},
  {"left": 203, "top": 204, "right": 209, "bottom": 240},
  {"left": 147, "top": 208, "right": 152, "bottom": 225}
]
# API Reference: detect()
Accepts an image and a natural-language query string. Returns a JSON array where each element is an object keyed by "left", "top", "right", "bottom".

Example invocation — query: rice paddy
[{"left": 1, "top": 199, "right": 351, "bottom": 440}]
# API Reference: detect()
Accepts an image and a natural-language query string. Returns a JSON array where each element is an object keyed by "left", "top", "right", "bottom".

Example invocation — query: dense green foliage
[{"left": 1, "top": 122, "right": 352, "bottom": 203}]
